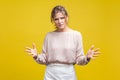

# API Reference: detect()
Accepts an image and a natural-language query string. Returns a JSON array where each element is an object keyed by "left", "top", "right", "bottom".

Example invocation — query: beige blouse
[{"left": 34, "top": 30, "right": 90, "bottom": 65}]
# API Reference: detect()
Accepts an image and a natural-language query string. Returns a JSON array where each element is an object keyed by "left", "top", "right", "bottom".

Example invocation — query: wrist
[
  {"left": 86, "top": 55, "right": 91, "bottom": 62},
  {"left": 87, "top": 57, "right": 91, "bottom": 61},
  {"left": 33, "top": 54, "right": 38, "bottom": 59}
]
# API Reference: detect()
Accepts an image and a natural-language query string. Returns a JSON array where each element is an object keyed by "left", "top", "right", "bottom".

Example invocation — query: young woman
[{"left": 25, "top": 5, "right": 100, "bottom": 80}]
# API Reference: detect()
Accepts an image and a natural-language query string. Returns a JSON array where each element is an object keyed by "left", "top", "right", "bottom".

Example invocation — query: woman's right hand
[{"left": 25, "top": 43, "right": 38, "bottom": 58}]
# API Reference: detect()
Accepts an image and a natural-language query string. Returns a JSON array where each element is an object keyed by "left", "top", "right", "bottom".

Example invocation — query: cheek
[
  {"left": 54, "top": 22, "right": 59, "bottom": 27},
  {"left": 54, "top": 21, "right": 58, "bottom": 25},
  {"left": 65, "top": 18, "right": 68, "bottom": 23},
  {"left": 62, "top": 20, "right": 67, "bottom": 25},
  {"left": 63, "top": 19, "right": 67, "bottom": 23}
]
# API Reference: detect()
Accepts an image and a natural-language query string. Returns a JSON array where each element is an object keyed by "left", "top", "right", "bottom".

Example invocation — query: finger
[
  {"left": 25, "top": 50, "right": 31, "bottom": 53},
  {"left": 28, "top": 53, "right": 33, "bottom": 55},
  {"left": 94, "top": 52, "right": 101, "bottom": 55},
  {"left": 32, "top": 43, "right": 36, "bottom": 49},
  {"left": 93, "top": 55, "right": 99, "bottom": 57},
  {"left": 94, "top": 48, "right": 100, "bottom": 52},
  {"left": 25, "top": 47, "right": 32, "bottom": 50},
  {"left": 90, "top": 45, "right": 94, "bottom": 50}
]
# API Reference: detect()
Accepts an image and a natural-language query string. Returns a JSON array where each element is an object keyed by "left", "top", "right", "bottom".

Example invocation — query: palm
[
  {"left": 25, "top": 43, "right": 38, "bottom": 57},
  {"left": 87, "top": 45, "right": 100, "bottom": 59}
]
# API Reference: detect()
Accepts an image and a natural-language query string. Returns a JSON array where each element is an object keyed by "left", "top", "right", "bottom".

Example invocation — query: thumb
[{"left": 32, "top": 42, "right": 36, "bottom": 49}]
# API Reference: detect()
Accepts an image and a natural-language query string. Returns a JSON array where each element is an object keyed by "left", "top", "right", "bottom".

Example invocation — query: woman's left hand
[{"left": 86, "top": 45, "right": 101, "bottom": 59}]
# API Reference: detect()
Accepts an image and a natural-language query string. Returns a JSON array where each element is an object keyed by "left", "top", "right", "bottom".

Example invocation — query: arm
[
  {"left": 25, "top": 34, "right": 48, "bottom": 65},
  {"left": 75, "top": 32, "right": 90, "bottom": 65},
  {"left": 33, "top": 36, "right": 48, "bottom": 64},
  {"left": 76, "top": 32, "right": 101, "bottom": 65}
]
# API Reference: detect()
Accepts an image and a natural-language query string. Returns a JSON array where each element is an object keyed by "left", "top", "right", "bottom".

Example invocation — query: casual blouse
[{"left": 34, "top": 30, "right": 90, "bottom": 65}]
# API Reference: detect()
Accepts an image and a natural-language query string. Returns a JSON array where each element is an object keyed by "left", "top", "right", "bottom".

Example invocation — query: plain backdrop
[{"left": 0, "top": 0, "right": 120, "bottom": 80}]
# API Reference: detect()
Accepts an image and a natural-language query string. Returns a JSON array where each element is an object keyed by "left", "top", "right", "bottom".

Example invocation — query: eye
[
  {"left": 60, "top": 17, "right": 65, "bottom": 19},
  {"left": 54, "top": 18, "right": 58, "bottom": 21}
]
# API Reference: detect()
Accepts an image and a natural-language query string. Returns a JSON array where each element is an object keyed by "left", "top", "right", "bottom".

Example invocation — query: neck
[{"left": 56, "top": 26, "right": 70, "bottom": 32}]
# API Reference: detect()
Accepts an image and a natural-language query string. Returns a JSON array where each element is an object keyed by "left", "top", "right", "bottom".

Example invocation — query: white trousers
[{"left": 44, "top": 63, "right": 77, "bottom": 80}]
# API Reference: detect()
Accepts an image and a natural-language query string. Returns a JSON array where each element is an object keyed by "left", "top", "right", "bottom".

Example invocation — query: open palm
[
  {"left": 25, "top": 43, "right": 38, "bottom": 57},
  {"left": 87, "top": 45, "right": 101, "bottom": 59}
]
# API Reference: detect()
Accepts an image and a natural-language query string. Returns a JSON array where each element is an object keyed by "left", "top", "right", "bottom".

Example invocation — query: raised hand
[
  {"left": 86, "top": 45, "right": 101, "bottom": 59},
  {"left": 25, "top": 43, "right": 38, "bottom": 57}
]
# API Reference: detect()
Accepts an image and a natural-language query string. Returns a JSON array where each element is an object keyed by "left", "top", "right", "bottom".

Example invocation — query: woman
[{"left": 25, "top": 5, "right": 100, "bottom": 80}]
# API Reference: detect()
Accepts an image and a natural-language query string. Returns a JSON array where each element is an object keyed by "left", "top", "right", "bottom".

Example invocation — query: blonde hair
[{"left": 51, "top": 5, "right": 68, "bottom": 22}]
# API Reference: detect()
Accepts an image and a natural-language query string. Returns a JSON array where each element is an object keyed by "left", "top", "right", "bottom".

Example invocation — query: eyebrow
[{"left": 54, "top": 16, "right": 65, "bottom": 20}]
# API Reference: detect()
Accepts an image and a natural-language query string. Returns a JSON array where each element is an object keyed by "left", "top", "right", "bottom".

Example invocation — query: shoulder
[
  {"left": 45, "top": 31, "right": 54, "bottom": 36},
  {"left": 73, "top": 30, "right": 82, "bottom": 36},
  {"left": 44, "top": 31, "right": 55, "bottom": 38}
]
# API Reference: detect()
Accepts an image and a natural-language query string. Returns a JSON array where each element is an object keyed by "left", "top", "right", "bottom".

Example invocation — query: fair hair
[{"left": 51, "top": 5, "right": 68, "bottom": 22}]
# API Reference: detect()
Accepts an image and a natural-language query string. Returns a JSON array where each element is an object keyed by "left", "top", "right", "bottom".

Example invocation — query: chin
[{"left": 57, "top": 26, "right": 65, "bottom": 29}]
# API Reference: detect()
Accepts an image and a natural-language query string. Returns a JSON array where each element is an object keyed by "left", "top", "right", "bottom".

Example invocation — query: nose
[{"left": 58, "top": 19, "right": 62, "bottom": 23}]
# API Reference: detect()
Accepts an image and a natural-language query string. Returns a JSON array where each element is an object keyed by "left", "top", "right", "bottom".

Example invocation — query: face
[{"left": 53, "top": 12, "right": 68, "bottom": 30}]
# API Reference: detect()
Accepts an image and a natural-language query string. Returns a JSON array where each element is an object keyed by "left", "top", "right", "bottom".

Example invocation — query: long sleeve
[
  {"left": 75, "top": 32, "right": 90, "bottom": 65},
  {"left": 33, "top": 31, "right": 90, "bottom": 65},
  {"left": 34, "top": 34, "right": 48, "bottom": 64}
]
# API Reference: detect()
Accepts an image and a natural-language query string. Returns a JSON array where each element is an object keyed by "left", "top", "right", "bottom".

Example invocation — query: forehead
[{"left": 54, "top": 12, "right": 65, "bottom": 18}]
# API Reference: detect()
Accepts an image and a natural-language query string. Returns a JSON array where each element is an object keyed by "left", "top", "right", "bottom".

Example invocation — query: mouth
[{"left": 58, "top": 24, "right": 63, "bottom": 27}]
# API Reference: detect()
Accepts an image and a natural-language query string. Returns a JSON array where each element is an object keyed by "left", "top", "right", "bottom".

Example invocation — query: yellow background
[{"left": 0, "top": 0, "right": 120, "bottom": 80}]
